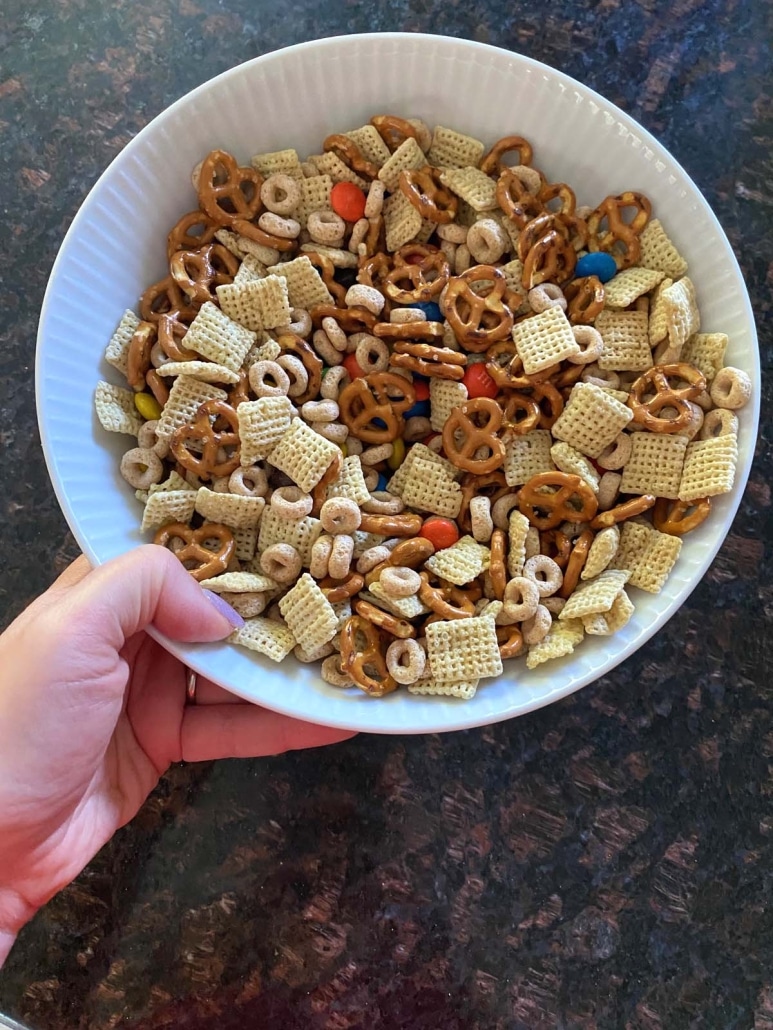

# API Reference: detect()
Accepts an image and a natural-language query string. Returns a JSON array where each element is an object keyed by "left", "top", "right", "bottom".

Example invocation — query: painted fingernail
[{"left": 202, "top": 589, "right": 245, "bottom": 629}]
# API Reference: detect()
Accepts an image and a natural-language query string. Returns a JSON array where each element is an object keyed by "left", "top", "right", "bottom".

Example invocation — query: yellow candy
[
  {"left": 388, "top": 436, "right": 405, "bottom": 470},
  {"left": 134, "top": 392, "right": 163, "bottom": 421},
  {"left": 338, "top": 443, "right": 348, "bottom": 458}
]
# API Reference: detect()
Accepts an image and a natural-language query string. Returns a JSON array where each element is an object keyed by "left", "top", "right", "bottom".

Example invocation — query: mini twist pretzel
[
  {"left": 384, "top": 248, "right": 450, "bottom": 303},
  {"left": 518, "top": 472, "right": 598, "bottom": 530},
  {"left": 442, "top": 397, "right": 506, "bottom": 475},
  {"left": 539, "top": 529, "right": 573, "bottom": 569},
  {"left": 276, "top": 333, "right": 323, "bottom": 405},
  {"left": 197, "top": 149, "right": 263, "bottom": 228},
  {"left": 391, "top": 340, "right": 467, "bottom": 381},
  {"left": 126, "top": 321, "right": 156, "bottom": 390},
  {"left": 140, "top": 276, "right": 199, "bottom": 324},
  {"left": 495, "top": 167, "right": 545, "bottom": 228},
  {"left": 354, "top": 599, "right": 416, "bottom": 640},
  {"left": 374, "top": 321, "right": 445, "bottom": 342},
  {"left": 480, "top": 135, "right": 534, "bottom": 176},
  {"left": 489, "top": 528, "right": 507, "bottom": 600},
  {"left": 157, "top": 314, "right": 198, "bottom": 362},
  {"left": 628, "top": 363, "right": 707, "bottom": 433},
  {"left": 388, "top": 537, "right": 436, "bottom": 568},
  {"left": 319, "top": 573, "right": 365, "bottom": 603},
  {"left": 418, "top": 572, "right": 476, "bottom": 620},
  {"left": 310, "top": 303, "right": 377, "bottom": 334},
  {"left": 457, "top": 471, "right": 511, "bottom": 533},
  {"left": 166, "top": 210, "right": 219, "bottom": 260},
  {"left": 590, "top": 494, "right": 656, "bottom": 529},
  {"left": 170, "top": 398, "right": 241, "bottom": 479},
  {"left": 564, "top": 276, "right": 605, "bottom": 325},
  {"left": 370, "top": 114, "right": 419, "bottom": 151},
  {"left": 653, "top": 496, "right": 712, "bottom": 536},
  {"left": 154, "top": 522, "right": 235, "bottom": 582},
  {"left": 399, "top": 166, "right": 458, "bottom": 223},
  {"left": 441, "top": 265, "right": 514, "bottom": 352},
  {"left": 359, "top": 512, "right": 423, "bottom": 537},
  {"left": 521, "top": 228, "right": 577, "bottom": 289},
  {"left": 357, "top": 252, "right": 393, "bottom": 295},
  {"left": 323, "top": 133, "right": 380, "bottom": 179},
  {"left": 502, "top": 392, "right": 541, "bottom": 436},
  {"left": 485, "top": 342, "right": 560, "bottom": 391},
  {"left": 559, "top": 529, "right": 594, "bottom": 598},
  {"left": 497, "top": 624, "right": 525, "bottom": 660},
  {"left": 339, "top": 372, "right": 416, "bottom": 444},
  {"left": 531, "top": 382, "right": 565, "bottom": 429},
  {"left": 587, "top": 191, "right": 652, "bottom": 269},
  {"left": 539, "top": 181, "right": 577, "bottom": 216},
  {"left": 169, "top": 243, "right": 239, "bottom": 306},
  {"left": 340, "top": 615, "right": 397, "bottom": 697}
]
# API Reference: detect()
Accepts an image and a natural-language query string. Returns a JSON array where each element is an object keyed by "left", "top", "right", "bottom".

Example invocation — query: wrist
[{"left": 0, "top": 887, "right": 37, "bottom": 968}]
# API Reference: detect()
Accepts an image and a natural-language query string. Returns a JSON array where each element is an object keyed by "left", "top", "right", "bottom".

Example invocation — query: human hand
[{"left": 0, "top": 546, "right": 354, "bottom": 966}]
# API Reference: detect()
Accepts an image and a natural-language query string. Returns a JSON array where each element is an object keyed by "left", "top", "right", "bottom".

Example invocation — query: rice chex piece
[
  {"left": 512, "top": 307, "right": 580, "bottom": 374},
  {"left": 408, "top": 676, "right": 479, "bottom": 699},
  {"left": 550, "top": 442, "right": 600, "bottom": 493},
  {"left": 140, "top": 489, "right": 196, "bottom": 533},
  {"left": 250, "top": 148, "right": 305, "bottom": 179},
  {"left": 200, "top": 571, "right": 278, "bottom": 594},
  {"left": 425, "top": 535, "right": 490, "bottom": 586},
  {"left": 603, "top": 267, "right": 666, "bottom": 308},
  {"left": 300, "top": 243, "right": 358, "bottom": 269},
  {"left": 267, "top": 255, "right": 333, "bottom": 309},
  {"left": 95, "top": 381, "right": 142, "bottom": 436},
  {"left": 156, "top": 360, "right": 240, "bottom": 385},
  {"left": 439, "top": 166, "right": 498, "bottom": 212},
  {"left": 295, "top": 175, "right": 333, "bottom": 226},
  {"left": 345, "top": 125, "right": 391, "bottom": 166},
  {"left": 507, "top": 510, "right": 530, "bottom": 577},
  {"left": 230, "top": 617, "right": 296, "bottom": 662},
  {"left": 233, "top": 254, "right": 268, "bottom": 284},
  {"left": 603, "top": 589, "right": 635, "bottom": 633},
  {"left": 232, "top": 526, "right": 259, "bottom": 562},
  {"left": 596, "top": 308, "right": 653, "bottom": 371},
  {"left": 551, "top": 383, "right": 633, "bottom": 459},
  {"left": 383, "top": 190, "right": 423, "bottom": 253},
  {"left": 401, "top": 456, "right": 462, "bottom": 518},
  {"left": 257, "top": 507, "right": 322, "bottom": 566},
  {"left": 387, "top": 442, "right": 460, "bottom": 496},
  {"left": 156, "top": 376, "right": 227, "bottom": 444},
  {"left": 503, "top": 429, "right": 555, "bottom": 487},
  {"left": 648, "top": 277, "right": 673, "bottom": 345},
  {"left": 105, "top": 310, "right": 140, "bottom": 379},
  {"left": 245, "top": 337, "right": 282, "bottom": 366},
  {"left": 430, "top": 378, "right": 468, "bottom": 432},
  {"left": 620, "top": 433, "right": 688, "bottom": 498},
  {"left": 609, "top": 521, "right": 652, "bottom": 575},
  {"left": 238, "top": 395, "right": 295, "bottom": 465},
  {"left": 501, "top": 257, "right": 525, "bottom": 295},
  {"left": 195, "top": 487, "right": 265, "bottom": 530},
  {"left": 427, "top": 125, "right": 485, "bottom": 169},
  {"left": 638, "top": 218, "right": 688, "bottom": 278},
  {"left": 366, "top": 584, "right": 429, "bottom": 620},
  {"left": 217, "top": 275, "right": 292, "bottom": 333},
  {"left": 663, "top": 276, "right": 700, "bottom": 351},
  {"left": 678, "top": 434, "right": 738, "bottom": 501},
  {"left": 682, "top": 333, "right": 728, "bottom": 382},
  {"left": 526, "top": 619, "right": 585, "bottom": 669},
  {"left": 581, "top": 525, "right": 620, "bottom": 580},
  {"left": 610, "top": 520, "right": 682, "bottom": 593},
  {"left": 327, "top": 454, "right": 370, "bottom": 506},
  {"left": 377, "top": 136, "right": 426, "bottom": 193},
  {"left": 269, "top": 418, "right": 340, "bottom": 492},
  {"left": 558, "top": 570, "right": 630, "bottom": 621},
  {"left": 184, "top": 301, "right": 257, "bottom": 372},
  {"left": 310, "top": 151, "right": 368, "bottom": 189},
  {"left": 148, "top": 471, "right": 192, "bottom": 494},
  {"left": 426, "top": 616, "right": 503, "bottom": 681},
  {"left": 278, "top": 573, "right": 338, "bottom": 651}
]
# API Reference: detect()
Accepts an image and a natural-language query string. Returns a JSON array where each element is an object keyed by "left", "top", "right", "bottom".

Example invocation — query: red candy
[
  {"left": 413, "top": 380, "right": 430, "bottom": 401},
  {"left": 463, "top": 362, "right": 499, "bottom": 399},
  {"left": 343, "top": 353, "right": 365, "bottom": 380},
  {"left": 420, "top": 516, "right": 460, "bottom": 551},
  {"left": 330, "top": 182, "right": 367, "bottom": 222}
]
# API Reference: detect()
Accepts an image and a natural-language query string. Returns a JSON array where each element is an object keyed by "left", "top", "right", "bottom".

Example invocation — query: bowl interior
[{"left": 36, "top": 33, "right": 758, "bottom": 734}]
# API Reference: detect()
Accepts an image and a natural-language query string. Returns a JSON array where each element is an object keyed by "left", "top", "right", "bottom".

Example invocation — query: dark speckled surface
[{"left": 1, "top": 2, "right": 772, "bottom": 1027}]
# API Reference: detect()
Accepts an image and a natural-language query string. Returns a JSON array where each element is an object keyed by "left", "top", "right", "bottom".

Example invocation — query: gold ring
[{"left": 185, "top": 667, "right": 198, "bottom": 705}]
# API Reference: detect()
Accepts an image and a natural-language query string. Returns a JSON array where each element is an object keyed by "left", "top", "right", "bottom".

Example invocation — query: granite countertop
[{"left": 1, "top": 2, "right": 771, "bottom": 1027}]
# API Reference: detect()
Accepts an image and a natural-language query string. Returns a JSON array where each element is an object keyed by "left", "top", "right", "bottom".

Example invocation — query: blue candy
[
  {"left": 574, "top": 252, "right": 617, "bottom": 283},
  {"left": 376, "top": 473, "right": 388, "bottom": 492},
  {"left": 409, "top": 301, "right": 443, "bottom": 322},
  {"left": 404, "top": 399, "right": 431, "bottom": 419}
]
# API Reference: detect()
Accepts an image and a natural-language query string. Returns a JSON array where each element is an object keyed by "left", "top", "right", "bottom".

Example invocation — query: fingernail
[{"left": 203, "top": 589, "right": 245, "bottom": 629}]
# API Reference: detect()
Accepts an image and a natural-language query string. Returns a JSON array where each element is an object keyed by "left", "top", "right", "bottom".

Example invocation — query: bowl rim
[{"left": 35, "top": 32, "right": 760, "bottom": 734}]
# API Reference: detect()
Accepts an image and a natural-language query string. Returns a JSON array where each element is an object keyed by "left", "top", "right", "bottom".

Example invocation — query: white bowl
[{"left": 36, "top": 33, "right": 759, "bottom": 734}]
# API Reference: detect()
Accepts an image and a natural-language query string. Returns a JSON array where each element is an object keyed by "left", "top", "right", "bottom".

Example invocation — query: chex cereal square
[
  {"left": 512, "top": 306, "right": 580, "bottom": 374},
  {"left": 345, "top": 125, "right": 391, "bottom": 166},
  {"left": 551, "top": 382, "right": 633, "bottom": 459},
  {"left": 648, "top": 277, "right": 674, "bottom": 346},
  {"left": 620, "top": 433, "right": 688, "bottom": 499},
  {"left": 327, "top": 454, "right": 371, "bottom": 507},
  {"left": 439, "top": 166, "right": 498, "bottom": 211},
  {"left": 383, "top": 190, "right": 423, "bottom": 252},
  {"left": 678, "top": 434, "right": 738, "bottom": 501},
  {"left": 401, "top": 456, "right": 463, "bottom": 518},
  {"left": 140, "top": 489, "right": 196, "bottom": 533},
  {"left": 366, "top": 584, "right": 429, "bottom": 620},
  {"left": 200, "top": 571, "right": 278, "bottom": 594},
  {"left": 233, "top": 254, "right": 268, "bottom": 284},
  {"left": 408, "top": 676, "right": 479, "bottom": 700},
  {"left": 257, "top": 508, "right": 322, "bottom": 566},
  {"left": 663, "top": 276, "right": 700, "bottom": 351},
  {"left": 95, "top": 381, "right": 142, "bottom": 436},
  {"left": 195, "top": 487, "right": 265, "bottom": 530},
  {"left": 183, "top": 301, "right": 256, "bottom": 371},
  {"left": 507, "top": 510, "right": 530, "bottom": 577},
  {"left": 238, "top": 395, "right": 296, "bottom": 465},
  {"left": 278, "top": 573, "right": 338, "bottom": 651},
  {"left": 427, "top": 125, "right": 485, "bottom": 169},
  {"left": 596, "top": 309, "right": 653, "bottom": 371},
  {"left": 581, "top": 525, "right": 620, "bottom": 580},
  {"left": 378, "top": 136, "right": 426, "bottom": 193},
  {"left": 603, "top": 267, "right": 665, "bottom": 308},
  {"left": 250, "top": 148, "right": 305, "bottom": 179},
  {"left": 267, "top": 255, "right": 333, "bottom": 310},
  {"left": 526, "top": 619, "right": 584, "bottom": 669},
  {"left": 217, "top": 274, "right": 292, "bottom": 333},
  {"left": 430, "top": 378, "right": 468, "bottom": 432},
  {"left": 105, "top": 310, "right": 140, "bottom": 378},
  {"left": 230, "top": 617, "right": 296, "bottom": 662},
  {"left": 426, "top": 616, "right": 503, "bottom": 681},
  {"left": 269, "top": 418, "right": 340, "bottom": 493},
  {"left": 550, "top": 442, "right": 600, "bottom": 493},
  {"left": 504, "top": 429, "right": 555, "bottom": 486},
  {"left": 310, "top": 151, "right": 368, "bottom": 189},
  {"left": 558, "top": 570, "right": 630, "bottom": 621},
  {"left": 295, "top": 174, "right": 333, "bottom": 225},
  {"left": 682, "top": 332, "right": 728, "bottom": 382},
  {"left": 425, "top": 535, "right": 490, "bottom": 585},
  {"left": 156, "top": 360, "right": 239, "bottom": 385},
  {"left": 155, "top": 376, "right": 227, "bottom": 444},
  {"left": 638, "top": 218, "right": 688, "bottom": 278}
]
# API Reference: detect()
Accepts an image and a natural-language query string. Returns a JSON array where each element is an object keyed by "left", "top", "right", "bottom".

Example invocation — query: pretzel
[
  {"left": 391, "top": 340, "right": 467, "bottom": 382},
  {"left": 441, "top": 265, "right": 514, "bottom": 352},
  {"left": 276, "top": 333, "right": 323, "bottom": 404},
  {"left": 587, "top": 191, "right": 652, "bottom": 269},
  {"left": 531, "top": 382, "right": 565, "bottom": 429},
  {"left": 496, "top": 624, "right": 525, "bottom": 660},
  {"left": 170, "top": 399, "right": 241, "bottom": 479},
  {"left": 457, "top": 471, "right": 511, "bottom": 533},
  {"left": 359, "top": 512, "right": 423, "bottom": 537},
  {"left": 232, "top": 219, "right": 295, "bottom": 252},
  {"left": 489, "top": 528, "right": 507, "bottom": 600},
  {"left": 388, "top": 537, "right": 436, "bottom": 568},
  {"left": 495, "top": 168, "right": 544, "bottom": 228},
  {"left": 197, "top": 149, "right": 263, "bottom": 228},
  {"left": 357, "top": 251, "right": 393, "bottom": 293},
  {"left": 590, "top": 494, "right": 656, "bottom": 529},
  {"left": 539, "top": 181, "right": 576, "bottom": 216},
  {"left": 304, "top": 250, "right": 347, "bottom": 306},
  {"left": 145, "top": 368, "right": 170, "bottom": 407},
  {"left": 521, "top": 228, "right": 577, "bottom": 289},
  {"left": 399, "top": 166, "right": 458, "bottom": 223},
  {"left": 167, "top": 210, "right": 219, "bottom": 260},
  {"left": 323, "top": 133, "right": 380, "bottom": 179},
  {"left": 628, "top": 363, "right": 707, "bottom": 433},
  {"left": 539, "top": 529, "right": 573, "bottom": 569},
  {"left": 169, "top": 244, "right": 239, "bottom": 306},
  {"left": 480, "top": 135, "right": 534, "bottom": 176},
  {"left": 374, "top": 321, "right": 445, "bottom": 342},
  {"left": 559, "top": 529, "right": 594, "bottom": 598},
  {"left": 518, "top": 471, "right": 598, "bottom": 530},
  {"left": 140, "top": 276, "right": 199, "bottom": 324},
  {"left": 502, "top": 392, "right": 541, "bottom": 435},
  {"left": 485, "top": 342, "right": 560, "bottom": 391},
  {"left": 310, "top": 303, "right": 377, "bottom": 334},
  {"left": 354, "top": 598, "right": 416, "bottom": 639},
  {"left": 154, "top": 522, "right": 235, "bottom": 581},
  {"left": 157, "top": 314, "right": 197, "bottom": 362},
  {"left": 228, "top": 369, "right": 251, "bottom": 409},
  {"left": 384, "top": 248, "right": 449, "bottom": 303},
  {"left": 418, "top": 572, "right": 476, "bottom": 620},
  {"left": 311, "top": 451, "right": 342, "bottom": 517},
  {"left": 652, "top": 496, "right": 712, "bottom": 536},
  {"left": 339, "top": 372, "right": 416, "bottom": 444},
  {"left": 340, "top": 615, "right": 397, "bottom": 696},
  {"left": 564, "top": 276, "right": 605, "bottom": 325},
  {"left": 126, "top": 321, "right": 156, "bottom": 390},
  {"left": 370, "top": 114, "right": 419, "bottom": 151},
  {"left": 442, "top": 397, "right": 506, "bottom": 475}
]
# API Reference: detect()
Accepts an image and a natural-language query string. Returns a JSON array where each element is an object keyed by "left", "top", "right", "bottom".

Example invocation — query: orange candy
[
  {"left": 419, "top": 516, "right": 460, "bottom": 551},
  {"left": 331, "top": 182, "right": 367, "bottom": 222},
  {"left": 343, "top": 352, "right": 365, "bottom": 380},
  {"left": 463, "top": 362, "right": 499, "bottom": 399}
]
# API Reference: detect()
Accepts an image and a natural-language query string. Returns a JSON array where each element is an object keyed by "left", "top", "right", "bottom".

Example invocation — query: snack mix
[{"left": 96, "top": 116, "right": 749, "bottom": 699}]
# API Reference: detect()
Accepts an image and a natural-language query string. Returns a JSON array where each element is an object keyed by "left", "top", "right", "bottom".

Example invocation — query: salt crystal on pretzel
[
  {"left": 620, "top": 433, "right": 688, "bottom": 499},
  {"left": 427, "top": 125, "right": 485, "bottom": 169},
  {"left": 550, "top": 442, "right": 600, "bottom": 493},
  {"left": 503, "top": 429, "right": 555, "bottom": 487},
  {"left": 648, "top": 277, "right": 674, "bottom": 346},
  {"left": 237, "top": 396, "right": 295, "bottom": 465},
  {"left": 269, "top": 417, "right": 340, "bottom": 493},
  {"left": 507, "top": 510, "right": 530, "bottom": 577},
  {"left": 199, "top": 571, "right": 278, "bottom": 594},
  {"left": 551, "top": 383, "right": 633, "bottom": 459},
  {"left": 234, "top": 254, "right": 268, "bottom": 284},
  {"left": 678, "top": 433, "right": 738, "bottom": 501},
  {"left": 366, "top": 584, "right": 429, "bottom": 620},
  {"left": 294, "top": 175, "right": 334, "bottom": 226},
  {"left": 250, "top": 147, "right": 305, "bottom": 179},
  {"left": 426, "top": 616, "right": 503, "bottom": 681},
  {"left": 345, "top": 125, "right": 391, "bottom": 167},
  {"left": 278, "top": 572, "right": 338, "bottom": 651},
  {"left": 558, "top": 569, "right": 630, "bottom": 621},
  {"left": 425, "top": 535, "right": 490, "bottom": 586},
  {"left": 310, "top": 151, "right": 368, "bottom": 189},
  {"left": 140, "top": 489, "right": 196, "bottom": 533},
  {"left": 327, "top": 454, "right": 371, "bottom": 507},
  {"left": 156, "top": 360, "right": 240, "bottom": 385},
  {"left": 581, "top": 525, "right": 620, "bottom": 580},
  {"left": 387, "top": 442, "right": 461, "bottom": 497},
  {"left": 682, "top": 332, "right": 728, "bottom": 382},
  {"left": 95, "top": 381, "right": 142, "bottom": 436},
  {"left": 256, "top": 508, "right": 322, "bottom": 566},
  {"left": 184, "top": 301, "right": 257, "bottom": 372},
  {"left": 377, "top": 136, "right": 426, "bottom": 193},
  {"left": 610, "top": 521, "right": 682, "bottom": 593},
  {"left": 603, "top": 267, "right": 665, "bottom": 308},
  {"left": 195, "top": 487, "right": 266, "bottom": 530},
  {"left": 267, "top": 255, "right": 333, "bottom": 310},
  {"left": 638, "top": 218, "right": 688, "bottom": 279},
  {"left": 401, "top": 455, "right": 462, "bottom": 518},
  {"left": 595, "top": 309, "right": 653, "bottom": 372},
  {"left": 383, "top": 190, "right": 424, "bottom": 252},
  {"left": 429, "top": 378, "right": 468, "bottom": 432},
  {"left": 232, "top": 525, "right": 259, "bottom": 562},
  {"left": 662, "top": 276, "right": 700, "bottom": 351},
  {"left": 526, "top": 619, "right": 584, "bottom": 669},
  {"left": 512, "top": 307, "right": 580, "bottom": 375},
  {"left": 105, "top": 310, "right": 140, "bottom": 379},
  {"left": 408, "top": 676, "right": 479, "bottom": 700},
  {"left": 217, "top": 275, "right": 292, "bottom": 333},
  {"left": 439, "top": 166, "right": 498, "bottom": 212},
  {"left": 230, "top": 616, "right": 296, "bottom": 662}
]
